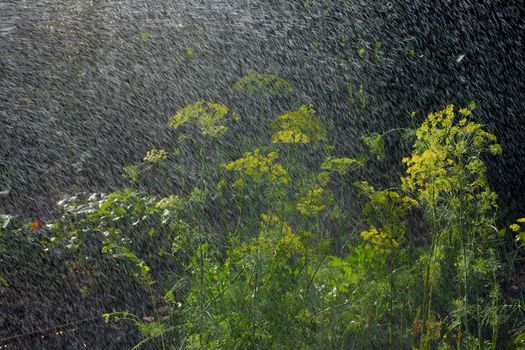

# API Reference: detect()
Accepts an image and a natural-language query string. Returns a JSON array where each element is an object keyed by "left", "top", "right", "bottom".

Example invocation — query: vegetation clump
[{"left": 2, "top": 95, "right": 524, "bottom": 350}]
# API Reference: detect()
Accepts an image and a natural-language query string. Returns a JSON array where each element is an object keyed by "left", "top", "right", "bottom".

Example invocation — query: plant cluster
[{"left": 2, "top": 74, "right": 524, "bottom": 349}]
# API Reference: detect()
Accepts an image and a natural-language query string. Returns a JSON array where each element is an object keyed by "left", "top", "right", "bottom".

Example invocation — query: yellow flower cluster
[
  {"left": 401, "top": 104, "right": 501, "bottom": 206},
  {"left": 510, "top": 218, "right": 525, "bottom": 244},
  {"left": 363, "top": 189, "right": 417, "bottom": 218},
  {"left": 356, "top": 181, "right": 416, "bottom": 252},
  {"left": 232, "top": 71, "right": 293, "bottom": 95},
  {"left": 143, "top": 148, "right": 167, "bottom": 164},
  {"left": 260, "top": 214, "right": 305, "bottom": 257},
  {"left": 321, "top": 157, "right": 364, "bottom": 176},
  {"left": 401, "top": 148, "right": 450, "bottom": 201},
  {"left": 271, "top": 104, "right": 327, "bottom": 145},
  {"left": 155, "top": 195, "right": 182, "bottom": 209},
  {"left": 261, "top": 213, "right": 292, "bottom": 233},
  {"left": 357, "top": 181, "right": 416, "bottom": 215},
  {"left": 224, "top": 149, "right": 290, "bottom": 188},
  {"left": 168, "top": 100, "right": 237, "bottom": 137},
  {"left": 297, "top": 187, "right": 332, "bottom": 217},
  {"left": 155, "top": 195, "right": 184, "bottom": 221},
  {"left": 360, "top": 225, "right": 400, "bottom": 254},
  {"left": 509, "top": 223, "right": 520, "bottom": 232}
]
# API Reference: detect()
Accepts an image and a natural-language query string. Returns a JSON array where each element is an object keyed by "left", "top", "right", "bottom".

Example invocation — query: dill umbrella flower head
[
  {"left": 321, "top": 157, "right": 365, "bottom": 176},
  {"left": 509, "top": 224, "right": 520, "bottom": 232},
  {"left": 297, "top": 187, "right": 333, "bottom": 217},
  {"left": 401, "top": 104, "right": 502, "bottom": 207},
  {"left": 259, "top": 214, "right": 306, "bottom": 257},
  {"left": 224, "top": 149, "right": 290, "bottom": 188},
  {"left": 168, "top": 100, "right": 237, "bottom": 138},
  {"left": 143, "top": 148, "right": 167, "bottom": 164},
  {"left": 360, "top": 225, "right": 400, "bottom": 254},
  {"left": 155, "top": 195, "right": 182, "bottom": 210},
  {"left": 511, "top": 218, "right": 525, "bottom": 245},
  {"left": 271, "top": 104, "right": 327, "bottom": 145},
  {"left": 232, "top": 70, "right": 293, "bottom": 95}
]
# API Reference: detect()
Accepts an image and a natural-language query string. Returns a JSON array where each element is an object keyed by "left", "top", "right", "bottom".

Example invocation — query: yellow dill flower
[
  {"left": 233, "top": 178, "right": 245, "bottom": 189},
  {"left": 458, "top": 107, "right": 471, "bottom": 116},
  {"left": 401, "top": 104, "right": 500, "bottom": 207},
  {"left": 225, "top": 149, "right": 290, "bottom": 187},
  {"left": 259, "top": 214, "right": 306, "bottom": 256},
  {"left": 400, "top": 104, "right": 502, "bottom": 244},
  {"left": 488, "top": 144, "right": 502, "bottom": 155},
  {"left": 271, "top": 104, "right": 327, "bottom": 145},
  {"left": 509, "top": 224, "right": 520, "bottom": 232},
  {"left": 232, "top": 71, "right": 293, "bottom": 95},
  {"left": 272, "top": 130, "right": 310, "bottom": 144},
  {"left": 297, "top": 187, "right": 332, "bottom": 217},
  {"left": 321, "top": 157, "right": 364, "bottom": 176},
  {"left": 144, "top": 148, "right": 167, "bottom": 163},
  {"left": 360, "top": 225, "right": 400, "bottom": 253},
  {"left": 155, "top": 195, "right": 183, "bottom": 210},
  {"left": 231, "top": 112, "right": 240, "bottom": 122},
  {"left": 278, "top": 231, "right": 305, "bottom": 257},
  {"left": 168, "top": 100, "right": 236, "bottom": 137}
]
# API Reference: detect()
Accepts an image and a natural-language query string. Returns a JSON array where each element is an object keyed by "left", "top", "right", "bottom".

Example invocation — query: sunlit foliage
[{"left": 2, "top": 100, "right": 524, "bottom": 350}]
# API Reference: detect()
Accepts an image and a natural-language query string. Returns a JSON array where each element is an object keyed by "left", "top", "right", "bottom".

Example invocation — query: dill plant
[
  {"left": 400, "top": 104, "right": 504, "bottom": 349},
  {"left": 6, "top": 89, "right": 525, "bottom": 350}
]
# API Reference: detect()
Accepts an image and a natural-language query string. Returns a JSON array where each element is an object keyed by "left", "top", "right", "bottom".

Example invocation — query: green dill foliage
[
  {"left": 346, "top": 82, "right": 369, "bottom": 108},
  {"left": 270, "top": 104, "right": 327, "bottom": 145},
  {"left": 101, "top": 243, "right": 152, "bottom": 285},
  {"left": 122, "top": 164, "right": 139, "bottom": 182},
  {"left": 361, "top": 133, "right": 385, "bottom": 160},
  {"left": 122, "top": 147, "right": 169, "bottom": 184},
  {"left": 181, "top": 214, "right": 328, "bottom": 349},
  {"left": 232, "top": 71, "right": 293, "bottom": 95},
  {"left": 168, "top": 100, "right": 237, "bottom": 137},
  {"left": 103, "top": 311, "right": 167, "bottom": 349}
]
